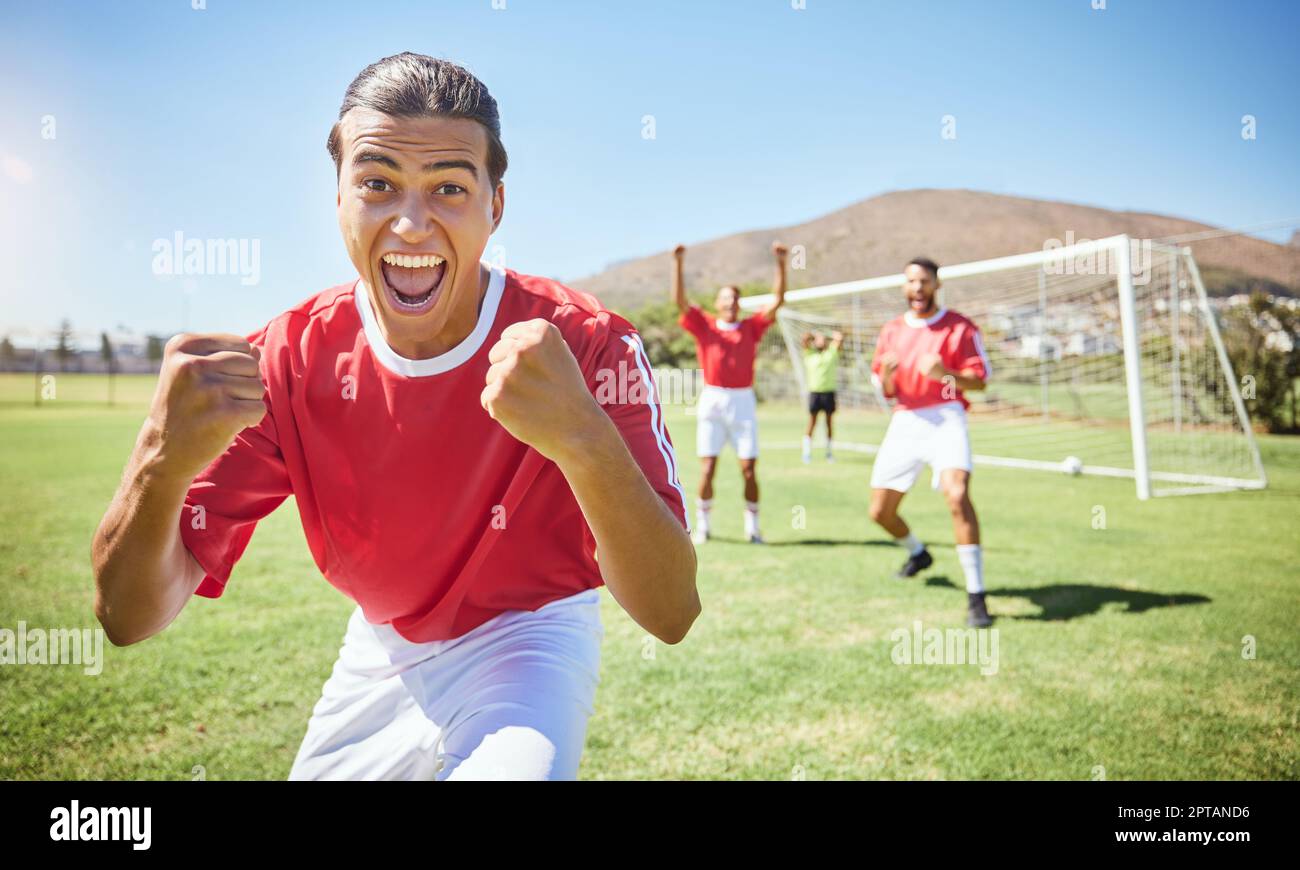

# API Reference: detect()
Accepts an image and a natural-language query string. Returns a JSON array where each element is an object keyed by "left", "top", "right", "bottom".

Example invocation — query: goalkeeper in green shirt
[{"left": 802, "top": 330, "right": 844, "bottom": 462}]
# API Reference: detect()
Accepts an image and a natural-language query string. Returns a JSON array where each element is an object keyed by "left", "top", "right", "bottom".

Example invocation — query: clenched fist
[
  {"left": 917, "top": 352, "right": 948, "bottom": 381},
  {"left": 481, "top": 319, "right": 605, "bottom": 464},
  {"left": 144, "top": 333, "right": 267, "bottom": 480}
]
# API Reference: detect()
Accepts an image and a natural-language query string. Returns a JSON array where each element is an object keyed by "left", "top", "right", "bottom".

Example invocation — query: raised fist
[
  {"left": 481, "top": 319, "right": 603, "bottom": 464},
  {"left": 145, "top": 333, "right": 267, "bottom": 479}
]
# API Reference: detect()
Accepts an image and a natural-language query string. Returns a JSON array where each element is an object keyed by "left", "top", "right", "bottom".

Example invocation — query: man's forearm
[
  {"left": 92, "top": 423, "right": 203, "bottom": 646},
  {"left": 671, "top": 260, "right": 688, "bottom": 313},
  {"left": 948, "top": 370, "right": 986, "bottom": 392},
  {"left": 768, "top": 259, "right": 787, "bottom": 316},
  {"left": 554, "top": 413, "right": 699, "bottom": 644}
]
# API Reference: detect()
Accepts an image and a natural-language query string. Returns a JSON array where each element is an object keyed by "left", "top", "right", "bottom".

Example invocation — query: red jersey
[
  {"left": 679, "top": 305, "right": 774, "bottom": 388},
  {"left": 870, "top": 308, "right": 990, "bottom": 411},
  {"left": 178, "top": 266, "right": 688, "bottom": 643}
]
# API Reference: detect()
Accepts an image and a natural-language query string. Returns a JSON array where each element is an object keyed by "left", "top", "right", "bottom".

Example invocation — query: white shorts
[
  {"left": 870, "top": 401, "right": 973, "bottom": 492},
  {"left": 288, "top": 588, "right": 603, "bottom": 781},
  {"left": 696, "top": 385, "right": 758, "bottom": 460}
]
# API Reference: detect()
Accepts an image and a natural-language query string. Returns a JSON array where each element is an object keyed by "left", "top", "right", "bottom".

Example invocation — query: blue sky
[{"left": 1, "top": 0, "right": 1297, "bottom": 341}]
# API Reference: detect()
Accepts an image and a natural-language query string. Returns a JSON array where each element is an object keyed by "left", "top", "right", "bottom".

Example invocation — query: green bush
[{"left": 1219, "top": 293, "right": 1300, "bottom": 433}]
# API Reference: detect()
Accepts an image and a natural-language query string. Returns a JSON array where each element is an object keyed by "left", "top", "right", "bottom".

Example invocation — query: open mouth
[{"left": 378, "top": 253, "right": 448, "bottom": 316}]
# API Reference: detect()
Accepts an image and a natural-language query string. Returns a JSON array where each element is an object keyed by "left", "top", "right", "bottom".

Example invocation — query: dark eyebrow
[
  {"left": 353, "top": 151, "right": 479, "bottom": 175},
  {"left": 354, "top": 150, "right": 400, "bottom": 170},
  {"left": 422, "top": 158, "right": 479, "bottom": 175}
]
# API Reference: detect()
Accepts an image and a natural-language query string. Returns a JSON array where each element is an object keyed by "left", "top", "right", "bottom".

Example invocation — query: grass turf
[{"left": 0, "top": 373, "right": 1296, "bottom": 779}]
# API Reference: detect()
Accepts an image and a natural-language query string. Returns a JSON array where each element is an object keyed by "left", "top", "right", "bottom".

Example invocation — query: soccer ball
[{"left": 1061, "top": 456, "right": 1084, "bottom": 476}]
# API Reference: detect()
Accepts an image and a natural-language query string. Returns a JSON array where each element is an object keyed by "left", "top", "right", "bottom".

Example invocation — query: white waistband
[
  {"left": 895, "top": 400, "right": 965, "bottom": 417},
  {"left": 701, "top": 384, "right": 755, "bottom": 395},
  {"left": 361, "top": 587, "right": 601, "bottom": 655}
]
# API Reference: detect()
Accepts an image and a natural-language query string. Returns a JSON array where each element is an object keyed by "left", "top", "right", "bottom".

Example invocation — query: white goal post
[{"left": 739, "top": 235, "right": 1267, "bottom": 499}]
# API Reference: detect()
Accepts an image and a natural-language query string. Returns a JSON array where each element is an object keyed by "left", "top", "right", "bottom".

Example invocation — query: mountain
[{"left": 570, "top": 189, "right": 1300, "bottom": 311}]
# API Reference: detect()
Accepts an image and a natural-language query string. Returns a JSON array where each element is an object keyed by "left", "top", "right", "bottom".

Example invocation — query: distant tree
[
  {"left": 101, "top": 332, "right": 117, "bottom": 406},
  {"left": 146, "top": 335, "right": 165, "bottom": 368},
  {"left": 1219, "top": 292, "right": 1300, "bottom": 433},
  {"left": 55, "top": 319, "right": 75, "bottom": 372},
  {"left": 0, "top": 335, "right": 14, "bottom": 370}
]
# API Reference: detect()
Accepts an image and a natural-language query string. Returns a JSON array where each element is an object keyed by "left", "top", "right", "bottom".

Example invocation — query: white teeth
[{"left": 382, "top": 253, "right": 446, "bottom": 268}]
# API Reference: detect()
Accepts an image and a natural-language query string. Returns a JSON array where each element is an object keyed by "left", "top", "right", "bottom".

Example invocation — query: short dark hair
[
  {"left": 906, "top": 256, "right": 940, "bottom": 277},
  {"left": 327, "top": 53, "right": 508, "bottom": 188}
]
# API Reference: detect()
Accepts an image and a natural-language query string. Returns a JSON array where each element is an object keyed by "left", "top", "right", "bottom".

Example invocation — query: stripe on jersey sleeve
[{"left": 620, "top": 334, "right": 689, "bottom": 524}]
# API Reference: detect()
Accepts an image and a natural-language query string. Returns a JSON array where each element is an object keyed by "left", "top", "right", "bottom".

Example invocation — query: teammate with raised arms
[{"left": 672, "top": 242, "right": 788, "bottom": 544}]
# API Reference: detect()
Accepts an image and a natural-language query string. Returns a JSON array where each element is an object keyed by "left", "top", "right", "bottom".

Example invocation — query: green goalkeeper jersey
[{"left": 803, "top": 346, "right": 839, "bottom": 392}]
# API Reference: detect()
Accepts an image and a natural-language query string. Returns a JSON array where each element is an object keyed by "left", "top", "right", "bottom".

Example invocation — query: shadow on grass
[
  {"left": 924, "top": 576, "right": 1210, "bottom": 621},
  {"left": 759, "top": 538, "right": 899, "bottom": 546},
  {"left": 699, "top": 535, "right": 879, "bottom": 547}
]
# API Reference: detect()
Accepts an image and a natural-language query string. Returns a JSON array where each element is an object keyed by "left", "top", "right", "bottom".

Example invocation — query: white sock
[
  {"left": 744, "top": 501, "right": 760, "bottom": 537},
  {"left": 801, "top": 435, "right": 812, "bottom": 459},
  {"left": 825, "top": 438, "right": 833, "bottom": 457},
  {"left": 957, "top": 544, "right": 984, "bottom": 594},
  {"left": 696, "top": 499, "right": 712, "bottom": 533},
  {"left": 896, "top": 532, "right": 924, "bottom": 556}
]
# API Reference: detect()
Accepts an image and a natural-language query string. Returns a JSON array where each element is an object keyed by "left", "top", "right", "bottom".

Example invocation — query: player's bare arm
[
  {"left": 760, "top": 241, "right": 789, "bottom": 321},
  {"left": 91, "top": 334, "right": 267, "bottom": 646},
  {"left": 670, "top": 244, "right": 689, "bottom": 314},
  {"left": 878, "top": 350, "right": 899, "bottom": 396},
  {"left": 482, "top": 319, "right": 700, "bottom": 644},
  {"left": 918, "top": 352, "right": 986, "bottom": 392},
  {"left": 831, "top": 330, "right": 845, "bottom": 352}
]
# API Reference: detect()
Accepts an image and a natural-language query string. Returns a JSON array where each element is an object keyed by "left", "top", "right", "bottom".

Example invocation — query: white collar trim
[
  {"left": 904, "top": 306, "right": 947, "bottom": 328},
  {"left": 715, "top": 317, "right": 742, "bottom": 331},
  {"left": 355, "top": 262, "right": 506, "bottom": 377}
]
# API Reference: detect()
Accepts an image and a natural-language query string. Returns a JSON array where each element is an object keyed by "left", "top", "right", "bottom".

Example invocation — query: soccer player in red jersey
[
  {"left": 672, "top": 242, "right": 788, "bottom": 544},
  {"left": 869, "top": 257, "right": 994, "bottom": 627},
  {"left": 90, "top": 54, "right": 699, "bottom": 780}
]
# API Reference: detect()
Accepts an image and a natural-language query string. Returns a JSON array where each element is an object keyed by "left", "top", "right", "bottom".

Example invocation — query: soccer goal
[{"left": 739, "top": 235, "right": 1266, "bottom": 499}]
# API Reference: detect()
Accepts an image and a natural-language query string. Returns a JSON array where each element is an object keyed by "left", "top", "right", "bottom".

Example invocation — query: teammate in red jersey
[
  {"left": 869, "top": 257, "right": 994, "bottom": 627},
  {"left": 91, "top": 53, "right": 698, "bottom": 779},
  {"left": 672, "top": 242, "right": 788, "bottom": 544}
]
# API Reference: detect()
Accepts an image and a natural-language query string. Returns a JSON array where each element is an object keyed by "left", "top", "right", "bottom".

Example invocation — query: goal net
[{"left": 740, "top": 235, "right": 1266, "bottom": 498}]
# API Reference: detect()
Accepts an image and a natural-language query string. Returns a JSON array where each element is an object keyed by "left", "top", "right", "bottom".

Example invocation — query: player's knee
[
  {"left": 943, "top": 484, "right": 969, "bottom": 512},
  {"left": 868, "top": 501, "right": 892, "bottom": 525},
  {"left": 442, "top": 724, "right": 565, "bottom": 781}
]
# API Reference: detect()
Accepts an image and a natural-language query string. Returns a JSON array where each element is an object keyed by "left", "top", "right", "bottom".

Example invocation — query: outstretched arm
[
  {"left": 671, "top": 245, "right": 689, "bottom": 315},
  {"left": 759, "top": 241, "right": 789, "bottom": 321},
  {"left": 830, "top": 330, "right": 845, "bottom": 352}
]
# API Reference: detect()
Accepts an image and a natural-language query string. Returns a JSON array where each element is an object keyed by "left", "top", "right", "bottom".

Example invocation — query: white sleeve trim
[{"left": 621, "top": 333, "right": 690, "bottom": 529}]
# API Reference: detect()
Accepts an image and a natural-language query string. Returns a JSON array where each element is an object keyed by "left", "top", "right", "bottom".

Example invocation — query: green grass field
[{"left": 1, "top": 373, "right": 1297, "bottom": 779}]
